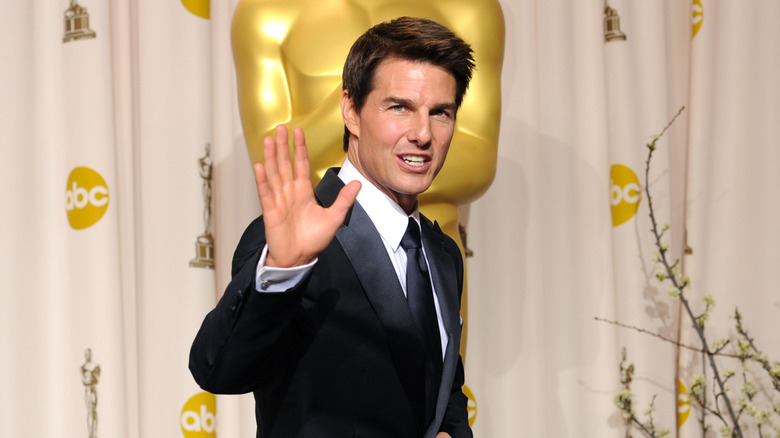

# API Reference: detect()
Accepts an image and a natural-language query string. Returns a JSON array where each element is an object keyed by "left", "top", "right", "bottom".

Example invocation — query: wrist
[{"left": 265, "top": 253, "right": 315, "bottom": 268}]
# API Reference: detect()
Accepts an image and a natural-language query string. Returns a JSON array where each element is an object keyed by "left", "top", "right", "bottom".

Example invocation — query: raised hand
[{"left": 254, "top": 125, "right": 361, "bottom": 268}]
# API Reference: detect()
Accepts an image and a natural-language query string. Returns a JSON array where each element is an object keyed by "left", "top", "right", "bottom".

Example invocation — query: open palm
[{"left": 254, "top": 125, "right": 361, "bottom": 268}]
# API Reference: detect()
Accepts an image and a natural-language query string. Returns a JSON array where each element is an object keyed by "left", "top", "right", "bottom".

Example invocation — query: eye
[{"left": 431, "top": 108, "right": 453, "bottom": 119}]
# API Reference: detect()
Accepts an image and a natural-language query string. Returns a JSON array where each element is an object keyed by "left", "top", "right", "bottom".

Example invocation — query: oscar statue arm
[
  {"left": 232, "top": 0, "right": 362, "bottom": 183},
  {"left": 232, "top": 0, "right": 298, "bottom": 166}
]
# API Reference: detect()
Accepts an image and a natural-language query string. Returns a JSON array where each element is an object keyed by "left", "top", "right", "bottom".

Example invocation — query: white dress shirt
[{"left": 255, "top": 158, "right": 448, "bottom": 357}]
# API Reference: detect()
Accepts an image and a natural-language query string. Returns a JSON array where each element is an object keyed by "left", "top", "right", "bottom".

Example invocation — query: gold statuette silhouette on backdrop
[
  {"left": 63, "top": 0, "right": 97, "bottom": 43},
  {"left": 81, "top": 348, "right": 100, "bottom": 438},
  {"left": 190, "top": 143, "right": 215, "bottom": 269},
  {"left": 232, "top": 0, "right": 505, "bottom": 354}
]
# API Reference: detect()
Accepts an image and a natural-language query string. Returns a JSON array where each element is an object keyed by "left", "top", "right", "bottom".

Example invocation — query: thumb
[{"left": 329, "top": 180, "right": 361, "bottom": 218}]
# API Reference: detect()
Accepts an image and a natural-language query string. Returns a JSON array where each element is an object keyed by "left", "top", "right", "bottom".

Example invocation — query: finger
[
  {"left": 274, "top": 124, "right": 294, "bottom": 183},
  {"left": 253, "top": 162, "right": 276, "bottom": 211},
  {"left": 328, "top": 180, "right": 361, "bottom": 221},
  {"left": 263, "top": 134, "right": 282, "bottom": 194},
  {"left": 292, "top": 127, "right": 311, "bottom": 184}
]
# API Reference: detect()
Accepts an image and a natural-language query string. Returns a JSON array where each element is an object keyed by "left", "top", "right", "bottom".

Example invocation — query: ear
[{"left": 340, "top": 90, "right": 360, "bottom": 139}]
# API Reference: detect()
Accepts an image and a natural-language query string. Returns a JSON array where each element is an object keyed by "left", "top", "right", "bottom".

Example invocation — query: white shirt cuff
[{"left": 255, "top": 244, "right": 317, "bottom": 293}]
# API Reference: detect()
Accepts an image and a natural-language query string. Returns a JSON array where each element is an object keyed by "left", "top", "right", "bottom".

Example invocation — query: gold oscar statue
[{"left": 232, "top": 0, "right": 505, "bottom": 354}]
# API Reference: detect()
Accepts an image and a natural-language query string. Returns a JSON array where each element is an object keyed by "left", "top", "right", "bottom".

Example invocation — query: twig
[
  {"left": 734, "top": 309, "right": 780, "bottom": 393},
  {"left": 645, "top": 106, "right": 743, "bottom": 438},
  {"left": 594, "top": 317, "right": 741, "bottom": 358}
]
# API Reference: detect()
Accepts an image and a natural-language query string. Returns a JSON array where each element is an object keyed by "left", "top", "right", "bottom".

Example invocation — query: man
[{"left": 190, "top": 17, "right": 475, "bottom": 438}]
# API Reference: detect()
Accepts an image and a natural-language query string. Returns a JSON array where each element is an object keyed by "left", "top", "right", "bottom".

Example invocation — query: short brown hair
[{"left": 341, "top": 16, "right": 475, "bottom": 151}]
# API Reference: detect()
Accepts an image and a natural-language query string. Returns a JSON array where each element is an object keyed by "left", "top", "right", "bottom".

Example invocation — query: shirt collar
[{"left": 338, "top": 158, "right": 419, "bottom": 252}]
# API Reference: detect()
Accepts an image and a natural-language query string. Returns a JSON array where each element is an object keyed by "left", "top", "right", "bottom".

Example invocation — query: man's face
[{"left": 344, "top": 58, "right": 457, "bottom": 213}]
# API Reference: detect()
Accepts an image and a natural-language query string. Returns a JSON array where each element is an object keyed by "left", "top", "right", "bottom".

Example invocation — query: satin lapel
[
  {"left": 420, "top": 218, "right": 462, "bottom": 428},
  {"left": 315, "top": 169, "right": 426, "bottom": 419}
]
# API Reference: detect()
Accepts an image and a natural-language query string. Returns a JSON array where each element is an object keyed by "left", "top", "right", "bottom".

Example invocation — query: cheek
[
  {"left": 432, "top": 144, "right": 451, "bottom": 175},
  {"left": 433, "top": 123, "right": 454, "bottom": 144},
  {"left": 435, "top": 133, "right": 453, "bottom": 159},
  {"left": 440, "top": 142, "right": 451, "bottom": 157},
  {"left": 364, "top": 119, "right": 399, "bottom": 147}
]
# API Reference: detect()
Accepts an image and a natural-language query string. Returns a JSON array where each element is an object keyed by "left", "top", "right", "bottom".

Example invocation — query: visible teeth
[{"left": 401, "top": 155, "right": 425, "bottom": 167}]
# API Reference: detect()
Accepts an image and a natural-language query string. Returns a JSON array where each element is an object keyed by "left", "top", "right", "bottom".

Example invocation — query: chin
[
  {"left": 403, "top": 185, "right": 433, "bottom": 197},
  {"left": 387, "top": 175, "right": 435, "bottom": 198}
]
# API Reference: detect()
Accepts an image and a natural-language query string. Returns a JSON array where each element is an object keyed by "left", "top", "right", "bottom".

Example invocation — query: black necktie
[{"left": 400, "top": 217, "right": 443, "bottom": 426}]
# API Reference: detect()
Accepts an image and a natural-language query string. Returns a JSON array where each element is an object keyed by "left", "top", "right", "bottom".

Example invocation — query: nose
[{"left": 407, "top": 112, "right": 432, "bottom": 148}]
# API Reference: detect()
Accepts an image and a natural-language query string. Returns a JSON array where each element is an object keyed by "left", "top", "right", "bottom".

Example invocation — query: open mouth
[{"left": 400, "top": 155, "right": 427, "bottom": 167}]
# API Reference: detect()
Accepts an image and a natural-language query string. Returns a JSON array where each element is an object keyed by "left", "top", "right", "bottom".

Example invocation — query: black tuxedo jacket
[{"left": 190, "top": 168, "right": 471, "bottom": 438}]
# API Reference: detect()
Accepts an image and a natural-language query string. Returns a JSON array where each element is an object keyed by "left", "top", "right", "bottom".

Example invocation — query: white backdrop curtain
[{"left": 2, "top": 1, "right": 778, "bottom": 437}]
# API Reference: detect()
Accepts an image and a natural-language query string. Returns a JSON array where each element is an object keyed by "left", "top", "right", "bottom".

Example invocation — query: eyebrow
[{"left": 382, "top": 96, "right": 414, "bottom": 107}]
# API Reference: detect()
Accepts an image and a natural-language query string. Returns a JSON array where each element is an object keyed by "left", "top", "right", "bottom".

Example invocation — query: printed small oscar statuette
[
  {"left": 190, "top": 143, "right": 215, "bottom": 269},
  {"left": 81, "top": 348, "right": 100, "bottom": 438},
  {"left": 604, "top": 5, "right": 627, "bottom": 42},
  {"left": 63, "top": 0, "right": 97, "bottom": 43}
]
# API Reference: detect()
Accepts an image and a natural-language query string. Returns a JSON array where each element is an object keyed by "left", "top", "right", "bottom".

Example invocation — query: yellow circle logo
[
  {"left": 463, "top": 385, "right": 477, "bottom": 427},
  {"left": 678, "top": 379, "right": 691, "bottom": 426},
  {"left": 610, "top": 164, "right": 641, "bottom": 227},
  {"left": 181, "top": 0, "right": 210, "bottom": 19},
  {"left": 181, "top": 392, "right": 217, "bottom": 437},
  {"left": 692, "top": 0, "right": 704, "bottom": 39},
  {"left": 65, "top": 167, "right": 110, "bottom": 230}
]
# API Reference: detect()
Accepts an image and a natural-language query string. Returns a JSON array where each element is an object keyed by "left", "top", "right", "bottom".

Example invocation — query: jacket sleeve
[
  {"left": 439, "top": 356, "right": 472, "bottom": 437},
  {"left": 438, "top": 235, "right": 473, "bottom": 438},
  {"left": 188, "top": 216, "right": 305, "bottom": 394}
]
